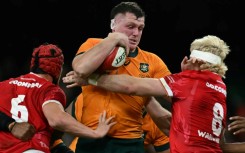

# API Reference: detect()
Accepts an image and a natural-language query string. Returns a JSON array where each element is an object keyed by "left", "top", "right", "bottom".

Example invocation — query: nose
[{"left": 132, "top": 28, "right": 140, "bottom": 36}]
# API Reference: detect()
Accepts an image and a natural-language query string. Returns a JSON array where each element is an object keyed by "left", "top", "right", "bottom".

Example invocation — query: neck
[{"left": 130, "top": 48, "right": 137, "bottom": 53}]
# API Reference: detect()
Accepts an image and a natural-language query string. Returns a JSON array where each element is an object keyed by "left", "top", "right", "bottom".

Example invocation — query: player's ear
[{"left": 110, "top": 19, "right": 116, "bottom": 30}]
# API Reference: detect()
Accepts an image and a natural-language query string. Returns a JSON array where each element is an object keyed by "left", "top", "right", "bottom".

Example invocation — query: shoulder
[
  {"left": 42, "top": 84, "right": 66, "bottom": 106},
  {"left": 85, "top": 38, "right": 103, "bottom": 44},
  {"left": 138, "top": 47, "right": 169, "bottom": 68},
  {"left": 138, "top": 47, "right": 162, "bottom": 60},
  {"left": 77, "top": 38, "right": 104, "bottom": 54},
  {"left": 43, "top": 83, "right": 65, "bottom": 95}
]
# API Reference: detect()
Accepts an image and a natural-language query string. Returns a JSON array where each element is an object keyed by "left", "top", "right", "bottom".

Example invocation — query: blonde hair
[{"left": 190, "top": 35, "right": 230, "bottom": 78}]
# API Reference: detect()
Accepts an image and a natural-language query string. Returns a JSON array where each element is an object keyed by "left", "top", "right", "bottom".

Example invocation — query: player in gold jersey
[{"left": 64, "top": 2, "right": 171, "bottom": 153}]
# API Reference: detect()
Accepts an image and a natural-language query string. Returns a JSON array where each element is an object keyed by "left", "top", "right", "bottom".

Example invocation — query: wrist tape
[{"left": 88, "top": 73, "right": 101, "bottom": 86}]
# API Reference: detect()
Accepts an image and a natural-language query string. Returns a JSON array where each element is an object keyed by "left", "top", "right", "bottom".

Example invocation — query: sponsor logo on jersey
[
  {"left": 139, "top": 63, "right": 149, "bottom": 73},
  {"left": 198, "top": 130, "right": 220, "bottom": 143},
  {"left": 9, "top": 80, "right": 42, "bottom": 88},
  {"left": 113, "top": 50, "right": 127, "bottom": 67},
  {"left": 206, "top": 82, "right": 226, "bottom": 96}
]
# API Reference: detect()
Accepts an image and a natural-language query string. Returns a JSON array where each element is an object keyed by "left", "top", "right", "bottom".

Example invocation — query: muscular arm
[
  {"left": 72, "top": 33, "right": 129, "bottom": 79},
  {"left": 145, "top": 97, "right": 171, "bottom": 135},
  {"left": 42, "top": 102, "right": 116, "bottom": 139},
  {"left": 50, "top": 102, "right": 76, "bottom": 153},
  {"left": 95, "top": 74, "right": 167, "bottom": 97}
]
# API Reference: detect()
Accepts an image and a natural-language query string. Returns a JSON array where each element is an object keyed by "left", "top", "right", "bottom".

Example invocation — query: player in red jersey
[
  {"left": 0, "top": 43, "right": 116, "bottom": 153},
  {"left": 67, "top": 35, "right": 230, "bottom": 152}
]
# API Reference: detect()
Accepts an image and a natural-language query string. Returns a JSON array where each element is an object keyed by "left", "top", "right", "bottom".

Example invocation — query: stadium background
[{"left": 1, "top": 0, "right": 244, "bottom": 143}]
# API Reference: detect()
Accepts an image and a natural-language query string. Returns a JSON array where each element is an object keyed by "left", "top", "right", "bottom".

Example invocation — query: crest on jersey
[{"left": 140, "top": 63, "right": 149, "bottom": 73}]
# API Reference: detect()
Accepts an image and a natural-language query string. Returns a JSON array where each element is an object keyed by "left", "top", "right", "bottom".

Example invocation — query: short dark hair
[{"left": 110, "top": 2, "right": 145, "bottom": 20}]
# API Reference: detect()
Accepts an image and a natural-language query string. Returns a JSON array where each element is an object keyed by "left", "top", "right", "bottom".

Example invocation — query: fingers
[
  {"left": 99, "top": 110, "right": 106, "bottom": 123},
  {"left": 228, "top": 122, "right": 245, "bottom": 130},
  {"left": 228, "top": 116, "right": 245, "bottom": 135},
  {"left": 62, "top": 73, "right": 81, "bottom": 88},
  {"left": 181, "top": 56, "right": 189, "bottom": 71},
  {"left": 66, "top": 83, "right": 79, "bottom": 88},
  {"left": 125, "top": 45, "right": 130, "bottom": 56},
  {"left": 62, "top": 75, "right": 74, "bottom": 83},
  {"left": 189, "top": 57, "right": 205, "bottom": 64},
  {"left": 106, "top": 116, "right": 117, "bottom": 127},
  {"left": 232, "top": 128, "right": 245, "bottom": 135},
  {"left": 63, "top": 71, "right": 79, "bottom": 83},
  {"left": 109, "top": 121, "right": 117, "bottom": 127},
  {"left": 229, "top": 116, "right": 245, "bottom": 121},
  {"left": 191, "top": 57, "right": 197, "bottom": 63},
  {"left": 182, "top": 56, "right": 188, "bottom": 64},
  {"left": 106, "top": 116, "right": 115, "bottom": 123},
  {"left": 63, "top": 71, "right": 88, "bottom": 87},
  {"left": 98, "top": 111, "right": 116, "bottom": 127},
  {"left": 66, "top": 71, "right": 75, "bottom": 77},
  {"left": 100, "top": 111, "right": 109, "bottom": 123},
  {"left": 228, "top": 116, "right": 245, "bottom": 128}
]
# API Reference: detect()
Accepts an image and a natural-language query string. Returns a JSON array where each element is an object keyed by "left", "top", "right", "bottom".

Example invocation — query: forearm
[
  {"left": 72, "top": 37, "right": 118, "bottom": 78},
  {"left": 145, "top": 97, "right": 171, "bottom": 132},
  {"left": 43, "top": 103, "right": 100, "bottom": 139},
  {"left": 96, "top": 74, "right": 165, "bottom": 96},
  {"left": 96, "top": 74, "right": 133, "bottom": 94},
  {"left": 49, "top": 111, "right": 100, "bottom": 139}
]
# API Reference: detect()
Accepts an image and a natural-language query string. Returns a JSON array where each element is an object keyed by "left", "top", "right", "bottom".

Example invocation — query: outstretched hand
[
  {"left": 228, "top": 116, "right": 245, "bottom": 135},
  {"left": 94, "top": 111, "right": 116, "bottom": 138},
  {"left": 62, "top": 71, "right": 89, "bottom": 88}
]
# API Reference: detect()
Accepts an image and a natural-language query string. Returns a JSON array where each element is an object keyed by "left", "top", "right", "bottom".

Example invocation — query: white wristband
[{"left": 88, "top": 73, "right": 101, "bottom": 86}]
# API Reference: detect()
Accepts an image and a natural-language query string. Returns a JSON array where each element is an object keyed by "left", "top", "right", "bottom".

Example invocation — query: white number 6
[{"left": 10, "top": 95, "right": 28, "bottom": 122}]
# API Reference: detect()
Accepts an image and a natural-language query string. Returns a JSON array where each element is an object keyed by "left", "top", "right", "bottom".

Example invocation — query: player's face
[{"left": 113, "top": 12, "right": 145, "bottom": 51}]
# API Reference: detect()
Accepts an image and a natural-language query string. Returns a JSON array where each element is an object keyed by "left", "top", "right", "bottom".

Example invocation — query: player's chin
[{"left": 129, "top": 44, "right": 137, "bottom": 51}]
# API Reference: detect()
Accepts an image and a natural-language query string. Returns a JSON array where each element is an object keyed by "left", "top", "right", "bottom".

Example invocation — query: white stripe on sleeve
[
  {"left": 160, "top": 78, "right": 173, "bottom": 97},
  {"left": 42, "top": 100, "right": 63, "bottom": 108}
]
